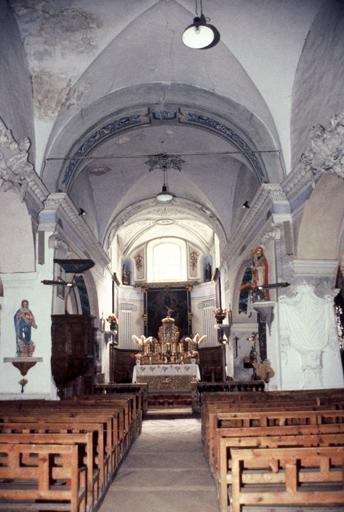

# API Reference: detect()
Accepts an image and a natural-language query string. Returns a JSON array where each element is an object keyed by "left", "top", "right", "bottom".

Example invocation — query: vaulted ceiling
[{"left": 8, "top": 0, "right": 339, "bottom": 253}]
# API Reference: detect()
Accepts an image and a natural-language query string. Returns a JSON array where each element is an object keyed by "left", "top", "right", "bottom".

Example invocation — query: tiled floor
[{"left": 98, "top": 417, "right": 219, "bottom": 512}]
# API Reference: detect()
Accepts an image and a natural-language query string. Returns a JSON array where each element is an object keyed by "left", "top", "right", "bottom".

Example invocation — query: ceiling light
[
  {"left": 157, "top": 185, "right": 174, "bottom": 203},
  {"left": 156, "top": 167, "right": 174, "bottom": 203},
  {"left": 182, "top": 1, "right": 220, "bottom": 49}
]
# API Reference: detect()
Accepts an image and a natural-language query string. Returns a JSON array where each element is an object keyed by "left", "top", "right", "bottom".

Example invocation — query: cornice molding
[
  {"left": 40, "top": 193, "right": 110, "bottom": 269},
  {"left": 291, "top": 259, "right": 338, "bottom": 278}
]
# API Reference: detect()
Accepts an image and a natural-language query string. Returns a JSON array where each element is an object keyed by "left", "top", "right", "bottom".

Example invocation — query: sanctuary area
[{"left": 0, "top": 1, "right": 344, "bottom": 511}]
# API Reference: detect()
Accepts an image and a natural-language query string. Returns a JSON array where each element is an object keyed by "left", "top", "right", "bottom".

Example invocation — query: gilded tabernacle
[{"left": 132, "top": 314, "right": 206, "bottom": 364}]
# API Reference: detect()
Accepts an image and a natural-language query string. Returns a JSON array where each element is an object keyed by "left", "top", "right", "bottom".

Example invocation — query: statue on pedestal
[{"left": 14, "top": 299, "right": 37, "bottom": 356}]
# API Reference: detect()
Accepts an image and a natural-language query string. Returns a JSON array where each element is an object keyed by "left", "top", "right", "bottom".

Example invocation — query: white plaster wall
[
  {"left": 0, "top": 190, "right": 35, "bottom": 273},
  {"left": 0, "top": 231, "right": 57, "bottom": 398},
  {"left": 291, "top": 0, "right": 344, "bottom": 170}
]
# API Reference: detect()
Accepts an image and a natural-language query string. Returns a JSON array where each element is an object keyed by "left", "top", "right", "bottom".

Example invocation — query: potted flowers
[
  {"left": 213, "top": 308, "right": 227, "bottom": 324},
  {"left": 106, "top": 314, "right": 118, "bottom": 332}
]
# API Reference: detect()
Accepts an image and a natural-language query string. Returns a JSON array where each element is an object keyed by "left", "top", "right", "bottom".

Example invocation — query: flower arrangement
[
  {"left": 130, "top": 353, "right": 143, "bottom": 360},
  {"left": 107, "top": 314, "right": 118, "bottom": 331},
  {"left": 213, "top": 308, "right": 227, "bottom": 323},
  {"left": 184, "top": 350, "right": 199, "bottom": 362},
  {"left": 106, "top": 314, "right": 118, "bottom": 323},
  {"left": 213, "top": 307, "right": 227, "bottom": 316},
  {"left": 130, "top": 352, "right": 143, "bottom": 365}
]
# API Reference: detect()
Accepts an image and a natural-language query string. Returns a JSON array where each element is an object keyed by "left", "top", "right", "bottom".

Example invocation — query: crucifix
[{"left": 251, "top": 281, "right": 290, "bottom": 302}]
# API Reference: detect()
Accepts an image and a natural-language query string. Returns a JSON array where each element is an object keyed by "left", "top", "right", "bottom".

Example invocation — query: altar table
[{"left": 132, "top": 364, "right": 201, "bottom": 392}]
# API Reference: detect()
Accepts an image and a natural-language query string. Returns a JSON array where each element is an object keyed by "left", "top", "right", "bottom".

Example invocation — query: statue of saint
[
  {"left": 239, "top": 245, "right": 270, "bottom": 311},
  {"left": 14, "top": 299, "right": 37, "bottom": 355},
  {"left": 250, "top": 245, "right": 270, "bottom": 301}
]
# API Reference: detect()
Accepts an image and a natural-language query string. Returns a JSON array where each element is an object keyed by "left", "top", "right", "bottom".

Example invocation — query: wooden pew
[
  {"left": 0, "top": 442, "right": 87, "bottom": 512},
  {"left": 0, "top": 431, "right": 97, "bottom": 510},
  {"left": 201, "top": 388, "right": 344, "bottom": 448},
  {"left": 0, "top": 406, "right": 122, "bottom": 475},
  {"left": 218, "top": 429, "right": 344, "bottom": 512},
  {"left": 230, "top": 446, "right": 344, "bottom": 512},
  {"left": 210, "top": 408, "right": 344, "bottom": 471},
  {"left": 0, "top": 394, "right": 143, "bottom": 511},
  {"left": 204, "top": 395, "right": 344, "bottom": 467},
  {"left": 0, "top": 419, "right": 106, "bottom": 493}
]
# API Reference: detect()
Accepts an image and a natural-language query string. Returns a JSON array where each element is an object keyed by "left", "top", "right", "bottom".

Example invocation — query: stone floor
[{"left": 98, "top": 417, "right": 219, "bottom": 512}]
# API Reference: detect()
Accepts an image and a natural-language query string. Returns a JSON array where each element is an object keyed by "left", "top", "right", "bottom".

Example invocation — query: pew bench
[
  {"left": 0, "top": 442, "right": 87, "bottom": 512},
  {"left": 0, "top": 420, "right": 106, "bottom": 495},
  {"left": 229, "top": 446, "right": 344, "bottom": 512},
  {"left": 0, "top": 432, "right": 98, "bottom": 511},
  {"left": 208, "top": 408, "right": 344, "bottom": 469},
  {"left": 217, "top": 431, "right": 344, "bottom": 512}
]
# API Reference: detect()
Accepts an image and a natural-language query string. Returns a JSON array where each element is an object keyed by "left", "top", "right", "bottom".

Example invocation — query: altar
[{"left": 132, "top": 363, "right": 200, "bottom": 392}]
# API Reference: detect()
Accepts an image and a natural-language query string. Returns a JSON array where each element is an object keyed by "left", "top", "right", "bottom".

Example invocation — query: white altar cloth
[{"left": 132, "top": 363, "right": 201, "bottom": 383}]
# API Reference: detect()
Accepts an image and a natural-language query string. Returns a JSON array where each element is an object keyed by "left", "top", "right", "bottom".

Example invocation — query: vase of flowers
[
  {"left": 107, "top": 314, "right": 118, "bottom": 332},
  {"left": 130, "top": 353, "right": 143, "bottom": 365}
]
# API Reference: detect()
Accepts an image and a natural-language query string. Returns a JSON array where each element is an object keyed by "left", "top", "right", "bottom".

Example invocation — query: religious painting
[
  {"left": 74, "top": 275, "right": 91, "bottom": 316},
  {"left": 213, "top": 268, "right": 222, "bottom": 309},
  {"left": 121, "top": 259, "right": 131, "bottom": 285},
  {"left": 238, "top": 265, "right": 252, "bottom": 314},
  {"left": 56, "top": 264, "right": 65, "bottom": 299},
  {"left": 147, "top": 287, "right": 188, "bottom": 339},
  {"left": 203, "top": 255, "right": 212, "bottom": 282}
]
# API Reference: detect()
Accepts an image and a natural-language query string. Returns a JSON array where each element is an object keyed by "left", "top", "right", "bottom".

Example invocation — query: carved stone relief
[
  {"left": 188, "top": 245, "right": 200, "bottom": 279},
  {"left": 279, "top": 282, "right": 340, "bottom": 387},
  {"left": 301, "top": 112, "right": 344, "bottom": 180},
  {"left": 0, "top": 116, "right": 38, "bottom": 201},
  {"left": 134, "top": 250, "right": 145, "bottom": 281}
]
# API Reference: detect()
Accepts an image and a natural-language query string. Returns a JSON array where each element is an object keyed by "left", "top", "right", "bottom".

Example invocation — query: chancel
[{"left": 0, "top": 1, "right": 344, "bottom": 511}]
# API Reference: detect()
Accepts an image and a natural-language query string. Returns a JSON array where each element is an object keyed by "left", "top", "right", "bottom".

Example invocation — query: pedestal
[{"left": 3, "top": 357, "right": 43, "bottom": 393}]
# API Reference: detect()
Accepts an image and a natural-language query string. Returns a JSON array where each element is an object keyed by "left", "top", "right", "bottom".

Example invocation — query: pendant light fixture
[
  {"left": 182, "top": 0, "right": 220, "bottom": 49},
  {"left": 156, "top": 166, "right": 174, "bottom": 203}
]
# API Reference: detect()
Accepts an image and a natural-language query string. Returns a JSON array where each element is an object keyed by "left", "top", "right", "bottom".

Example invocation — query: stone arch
[
  {"left": 0, "top": 189, "right": 35, "bottom": 272},
  {"left": 297, "top": 174, "right": 344, "bottom": 260},
  {"left": 42, "top": 83, "right": 283, "bottom": 193}
]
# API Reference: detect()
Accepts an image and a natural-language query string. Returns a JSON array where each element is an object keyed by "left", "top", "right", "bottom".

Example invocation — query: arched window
[{"left": 147, "top": 238, "right": 187, "bottom": 282}]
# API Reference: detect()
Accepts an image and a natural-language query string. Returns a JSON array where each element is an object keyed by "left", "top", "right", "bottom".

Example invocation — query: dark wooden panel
[
  {"left": 51, "top": 314, "right": 96, "bottom": 398},
  {"left": 199, "top": 345, "right": 224, "bottom": 382},
  {"left": 110, "top": 347, "right": 138, "bottom": 383}
]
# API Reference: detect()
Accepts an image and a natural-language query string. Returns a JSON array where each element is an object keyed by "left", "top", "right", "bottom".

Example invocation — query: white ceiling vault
[{"left": 8, "top": 0, "right": 333, "bottom": 254}]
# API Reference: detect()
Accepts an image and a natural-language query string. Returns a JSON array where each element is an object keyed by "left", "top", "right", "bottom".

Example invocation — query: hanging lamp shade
[
  {"left": 156, "top": 185, "right": 174, "bottom": 203},
  {"left": 182, "top": 14, "right": 220, "bottom": 49}
]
